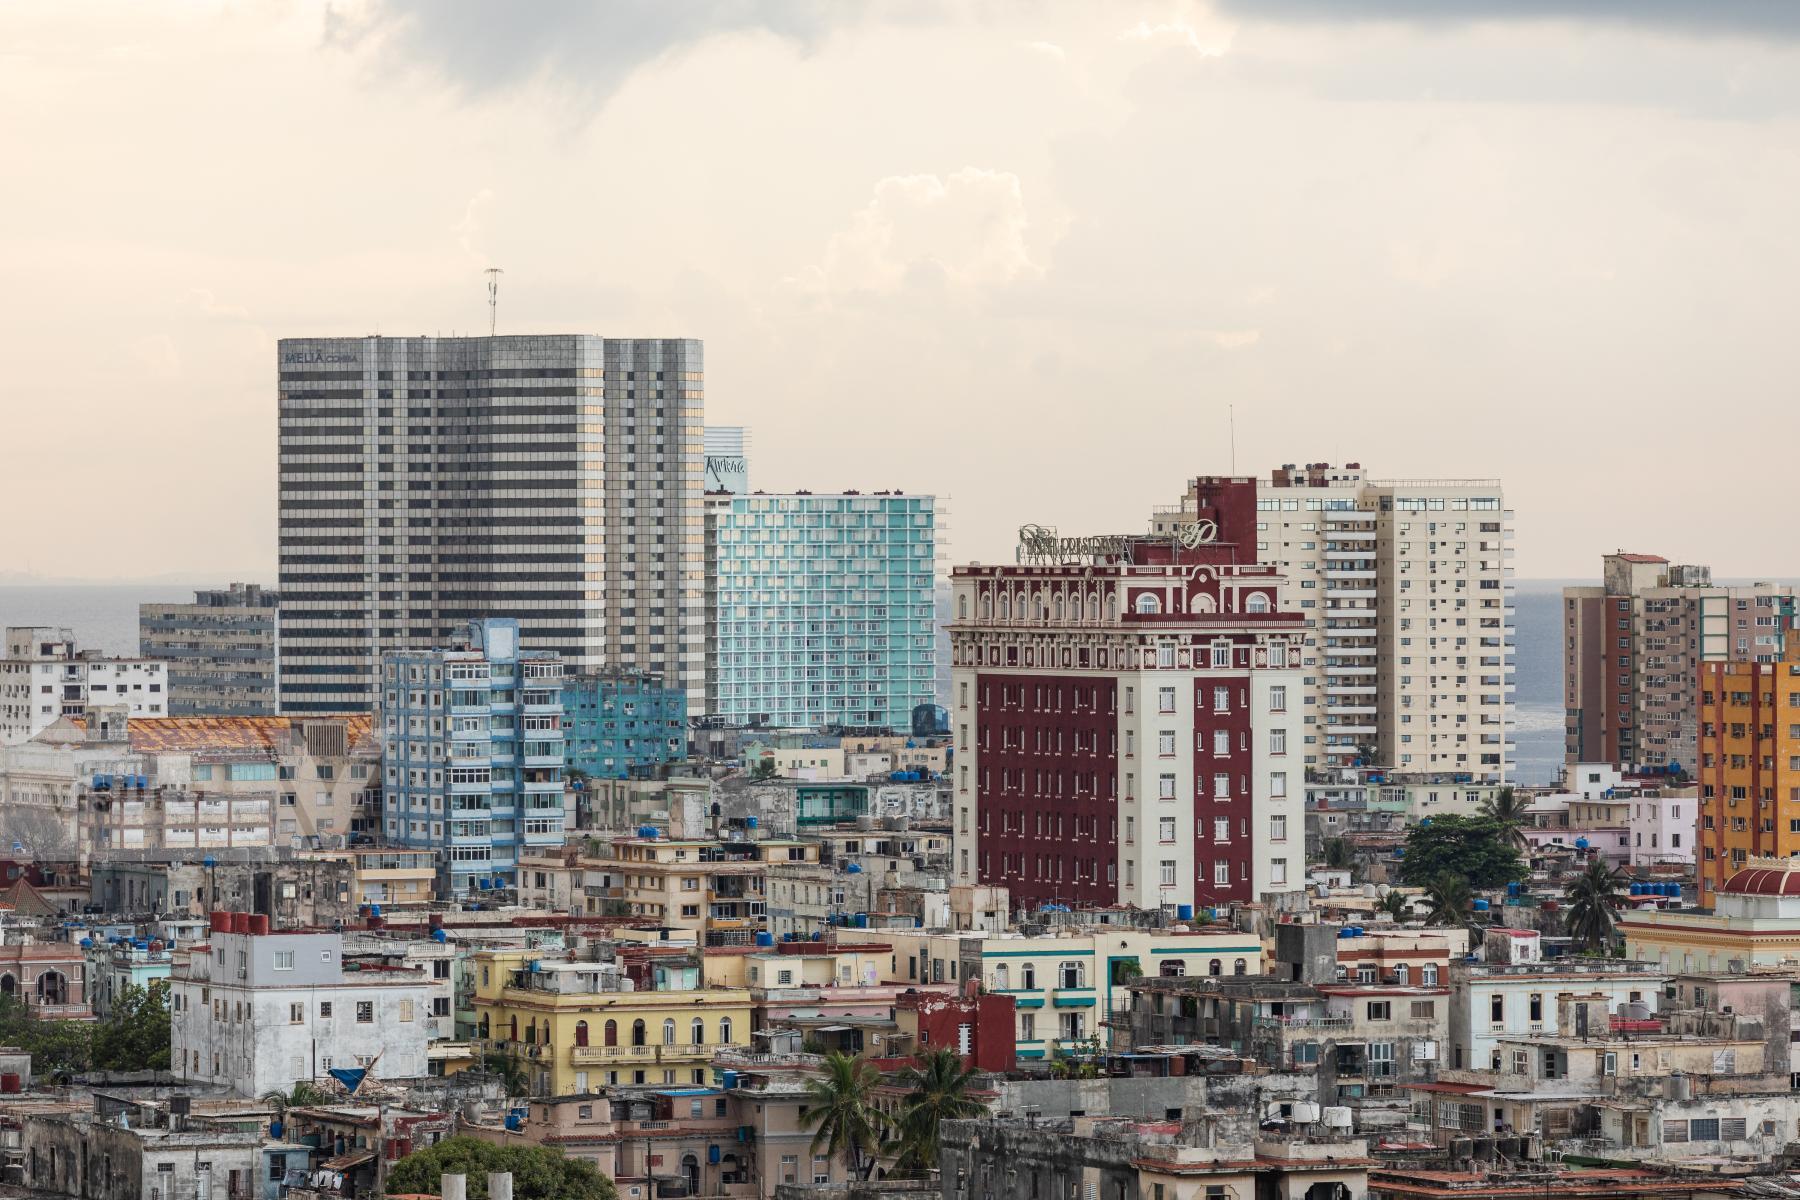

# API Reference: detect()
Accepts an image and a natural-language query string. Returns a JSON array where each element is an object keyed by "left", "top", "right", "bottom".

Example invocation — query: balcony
[{"left": 570, "top": 1043, "right": 710, "bottom": 1065}]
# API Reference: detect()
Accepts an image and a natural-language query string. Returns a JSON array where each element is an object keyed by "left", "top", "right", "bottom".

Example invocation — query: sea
[{"left": 1, "top": 580, "right": 1572, "bottom": 785}]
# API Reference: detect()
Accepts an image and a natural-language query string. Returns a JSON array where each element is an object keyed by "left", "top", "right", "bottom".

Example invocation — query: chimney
[
  {"left": 442, "top": 1175, "right": 468, "bottom": 1200},
  {"left": 488, "top": 1172, "right": 514, "bottom": 1200}
]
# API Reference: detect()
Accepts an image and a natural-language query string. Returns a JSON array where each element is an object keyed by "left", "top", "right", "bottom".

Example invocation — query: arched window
[
  {"left": 1245, "top": 592, "right": 1270, "bottom": 614},
  {"left": 1021, "top": 963, "right": 1036, "bottom": 990},
  {"left": 1107, "top": 593, "right": 1118, "bottom": 622},
  {"left": 1160, "top": 959, "right": 1186, "bottom": 978},
  {"left": 1054, "top": 595, "right": 1065, "bottom": 622},
  {"left": 1233, "top": 958, "right": 1248, "bottom": 976},
  {"left": 994, "top": 964, "right": 1010, "bottom": 990},
  {"left": 692, "top": 1018, "right": 706, "bottom": 1045},
  {"left": 958, "top": 594, "right": 968, "bottom": 620},
  {"left": 663, "top": 1018, "right": 677, "bottom": 1046},
  {"left": 999, "top": 593, "right": 1011, "bottom": 620},
  {"left": 719, "top": 1017, "right": 733, "bottom": 1045},
  {"left": 524, "top": 1022, "right": 536, "bottom": 1045},
  {"left": 35, "top": 971, "right": 65, "bottom": 1006},
  {"left": 575, "top": 1020, "right": 589, "bottom": 1047},
  {"left": 632, "top": 1019, "right": 646, "bottom": 1046},
  {"left": 1058, "top": 960, "right": 1085, "bottom": 989},
  {"left": 1135, "top": 593, "right": 1160, "bottom": 615},
  {"left": 981, "top": 594, "right": 993, "bottom": 621},
  {"left": 1208, "top": 959, "right": 1223, "bottom": 977},
  {"left": 478, "top": 1014, "right": 490, "bottom": 1039},
  {"left": 1394, "top": 964, "right": 1409, "bottom": 985},
  {"left": 1420, "top": 965, "right": 1438, "bottom": 987},
  {"left": 509, "top": 1015, "right": 519, "bottom": 1042}
]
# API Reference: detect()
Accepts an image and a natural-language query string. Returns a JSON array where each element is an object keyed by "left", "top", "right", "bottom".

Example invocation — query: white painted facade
[
  {"left": 170, "top": 922, "right": 430, "bottom": 1098},
  {"left": 0, "top": 627, "right": 168, "bottom": 745}
]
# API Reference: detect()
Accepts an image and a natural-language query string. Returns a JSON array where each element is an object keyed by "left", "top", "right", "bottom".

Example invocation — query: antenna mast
[{"left": 485, "top": 268, "right": 503, "bottom": 336}]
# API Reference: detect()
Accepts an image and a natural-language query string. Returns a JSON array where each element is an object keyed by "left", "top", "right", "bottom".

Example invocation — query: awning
[
  {"left": 1053, "top": 996, "right": 1096, "bottom": 1008},
  {"left": 1016, "top": 1048, "right": 1046, "bottom": 1059},
  {"left": 321, "top": 1149, "right": 375, "bottom": 1172},
  {"left": 1013, "top": 997, "right": 1045, "bottom": 1009}
]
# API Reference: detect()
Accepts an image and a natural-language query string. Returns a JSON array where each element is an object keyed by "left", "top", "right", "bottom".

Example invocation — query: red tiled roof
[{"left": 1721, "top": 865, "right": 1800, "bottom": 897}]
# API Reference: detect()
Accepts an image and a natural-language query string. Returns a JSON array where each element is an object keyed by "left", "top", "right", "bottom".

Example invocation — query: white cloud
[
  {"left": 1021, "top": 39, "right": 1066, "bottom": 61},
  {"left": 782, "top": 167, "right": 1045, "bottom": 302},
  {"left": 1117, "top": 18, "right": 1233, "bottom": 57}
]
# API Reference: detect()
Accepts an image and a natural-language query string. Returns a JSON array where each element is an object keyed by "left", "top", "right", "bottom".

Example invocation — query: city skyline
[{"left": 7, "top": 3, "right": 1800, "bottom": 582}]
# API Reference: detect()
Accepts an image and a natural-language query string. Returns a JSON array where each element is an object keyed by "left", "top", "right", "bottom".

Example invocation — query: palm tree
[
  {"left": 1378, "top": 889, "right": 1411, "bottom": 922},
  {"left": 802, "top": 1052, "right": 887, "bottom": 1181},
  {"left": 1481, "top": 787, "right": 1530, "bottom": 850},
  {"left": 891, "top": 1049, "right": 987, "bottom": 1174},
  {"left": 481, "top": 1049, "right": 530, "bottom": 1098},
  {"left": 1565, "top": 858, "right": 1626, "bottom": 953},
  {"left": 1422, "top": 873, "right": 1474, "bottom": 930},
  {"left": 1321, "top": 837, "right": 1360, "bottom": 881}
]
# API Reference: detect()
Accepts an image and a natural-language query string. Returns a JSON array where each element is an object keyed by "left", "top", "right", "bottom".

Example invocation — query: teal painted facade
[
  {"left": 562, "top": 670, "right": 687, "bottom": 779},
  {"left": 707, "top": 493, "right": 937, "bottom": 730}
]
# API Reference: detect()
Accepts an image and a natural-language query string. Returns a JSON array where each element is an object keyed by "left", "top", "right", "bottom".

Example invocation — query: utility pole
[{"left": 486, "top": 268, "right": 503, "bottom": 336}]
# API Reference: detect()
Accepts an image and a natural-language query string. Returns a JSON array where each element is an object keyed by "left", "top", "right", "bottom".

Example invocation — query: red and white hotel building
[{"left": 949, "top": 477, "right": 1306, "bottom": 912}]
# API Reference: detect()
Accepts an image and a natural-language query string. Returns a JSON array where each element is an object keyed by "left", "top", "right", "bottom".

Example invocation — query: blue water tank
[
  {"left": 755, "top": 931, "right": 774, "bottom": 947},
  {"left": 708, "top": 1145, "right": 721, "bottom": 1165},
  {"left": 431, "top": 928, "right": 448, "bottom": 943},
  {"left": 810, "top": 932, "right": 823, "bottom": 941},
  {"left": 1630, "top": 882, "right": 1644, "bottom": 896},
  {"left": 79, "top": 938, "right": 93, "bottom": 948},
  {"left": 746, "top": 816, "right": 758, "bottom": 829},
  {"left": 504, "top": 1113, "right": 523, "bottom": 1131},
  {"left": 846, "top": 863, "right": 863, "bottom": 874},
  {"left": 1507, "top": 881, "right": 1521, "bottom": 896},
  {"left": 1665, "top": 883, "right": 1680, "bottom": 898},
  {"left": 914, "top": 915, "right": 924, "bottom": 928},
  {"left": 1473, "top": 899, "right": 1490, "bottom": 912},
  {"left": 1575, "top": 837, "right": 1589, "bottom": 849},
  {"left": 370, "top": 904, "right": 381, "bottom": 917},
  {"left": 638, "top": 825, "right": 659, "bottom": 839},
  {"left": 528, "top": 960, "right": 543, "bottom": 973},
  {"left": 721, "top": 1070, "right": 740, "bottom": 1089},
  {"left": 853, "top": 913, "right": 868, "bottom": 928},
  {"left": 1420, "top": 818, "right": 1432, "bottom": 828},
  {"left": 1176, "top": 904, "right": 1194, "bottom": 921},
  {"left": 270, "top": 1119, "right": 284, "bottom": 1140},
  {"left": 203, "top": 856, "right": 217, "bottom": 869},
  {"left": 1338, "top": 928, "right": 1357, "bottom": 939}
]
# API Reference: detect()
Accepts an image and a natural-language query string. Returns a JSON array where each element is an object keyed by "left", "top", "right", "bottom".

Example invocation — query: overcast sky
[{"left": 4, "top": 1, "right": 1797, "bottom": 582}]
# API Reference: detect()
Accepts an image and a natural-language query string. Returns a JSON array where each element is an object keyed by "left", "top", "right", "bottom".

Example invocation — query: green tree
[
  {"left": 386, "top": 1136, "right": 617, "bottom": 1200},
  {"left": 1321, "top": 838, "right": 1356, "bottom": 874},
  {"left": 481, "top": 1050, "right": 530, "bottom": 1098},
  {"left": 1479, "top": 787, "right": 1530, "bottom": 851},
  {"left": 751, "top": 757, "right": 778, "bottom": 781},
  {"left": 0, "top": 995, "right": 91, "bottom": 1077},
  {"left": 889, "top": 1049, "right": 987, "bottom": 1174},
  {"left": 91, "top": 981, "right": 171, "bottom": 1071},
  {"left": 1565, "top": 858, "right": 1627, "bottom": 953},
  {"left": 1398, "top": 816, "right": 1524, "bottom": 889},
  {"left": 1421, "top": 874, "right": 1475, "bottom": 931},
  {"left": 800, "top": 1052, "right": 887, "bottom": 1181},
  {"left": 1378, "top": 890, "right": 1411, "bottom": 922}
]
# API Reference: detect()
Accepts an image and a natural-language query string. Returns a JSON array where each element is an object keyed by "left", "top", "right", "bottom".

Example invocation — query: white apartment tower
[
  {"left": 0, "top": 627, "right": 169, "bottom": 745},
  {"left": 1151, "top": 462, "right": 1515, "bottom": 782},
  {"left": 276, "top": 335, "right": 704, "bottom": 713}
]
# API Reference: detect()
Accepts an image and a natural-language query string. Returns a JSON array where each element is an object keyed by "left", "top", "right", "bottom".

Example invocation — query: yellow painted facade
[{"left": 471, "top": 949, "right": 753, "bottom": 1096}]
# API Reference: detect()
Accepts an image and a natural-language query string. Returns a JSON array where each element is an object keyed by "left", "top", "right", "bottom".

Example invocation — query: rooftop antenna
[{"left": 485, "top": 268, "right": 503, "bottom": 337}]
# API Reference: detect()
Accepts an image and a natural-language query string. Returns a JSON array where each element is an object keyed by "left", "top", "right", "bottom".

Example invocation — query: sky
[{"left": 3, "top": 0, "right": 1798, "bottom": 583}]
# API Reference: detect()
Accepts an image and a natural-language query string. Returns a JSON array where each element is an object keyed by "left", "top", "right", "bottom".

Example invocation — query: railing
[{"left": 1253, "top": 1015, "right": 1352, "bottom": 1030}]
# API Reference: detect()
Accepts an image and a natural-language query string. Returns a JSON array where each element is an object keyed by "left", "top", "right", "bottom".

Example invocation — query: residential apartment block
[
  {"left": 1151, "top": 462, "right": 1514, "bottom": 782},
  {"left": 169, "top": 913, "right": 430, "bottom": 1098},
  {"left": 380, "top": 618, "right": 567, "bottom": 896},
  {"left": 276, "top": 334, "right": 703, "bottom": 714},
  {"left": 1695, "top": 635, "right": 1800, "bottom": 902},
  {"left": 562, "top": 669, "right": 687, "bottom": 780},
  {"left": 705, "top": 491, "right": 938, "bottom": 731},
  {"left": 1563, "top": 553, "right": 1794, "bottom": 771},
  {"left": 0, "top": 627, "right": 168, "bottom": 745},
  {"left": 952, "top": 477, "right": 1306, "bottom": 910},
  {"left": 138, "top": 583, "right": 280, "bottom": 716}
]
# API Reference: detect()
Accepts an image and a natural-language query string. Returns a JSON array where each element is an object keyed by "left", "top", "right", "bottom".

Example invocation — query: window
[
  {"left": 1157, "top": 730, "right": 1176, "bottom": 757},
  {"left": 1158, "top": 774, "right": 1176, "bottom": 800},
  {"left": 1490, "top": 995, "right": 1503, "bottom": 1024},
  {"left": 1410, "top": 1000, "right": 1435, "bottom": 1019},
  {"left": 1270, "top": 858, "right": 1287, "bottom": 886},
  {"left": 1269, "top": 728, "right": 1287, "bottom": 754},
  {"left": 1159, "top": 860, "right": 1177, "bottom": 887},
  {"left": 1421, "top": 964, "right": 1438, "bottom": 986},
  {"left": 1528, "top": 994, "right": 1543, "bottom": 1022},
  {"left": 1269, "top": 814, "right": 1287, "bottom": 842},
  {"left": 1269, "top": 685, "right": 1287, "bottom": 711},
  {"left": 356, "top": 1001, "right": 373, "bottom": 1024},
  {"left": 1367, "top": 1001, "right": 1392, "bottom": 1021},
  {"left": 1213, "top": 686, "right": 1230, "bottom": 713},
  {"left": 289, "top": 1003, "right": 304, "bottom": 1024},
  {"left": 1269, "top": 771, "right": 1287, "bottom": 798},
  {"left": 273, "top": 950, "right": 295, "bottom": 971},
  {"left": 1059, "top": 961, "right": 1086, "bottom": 989},
  {"left": 320, "top": 1002, "right": 333, "bottom": 1018},
  {"left": 1213, "top": 860, "right": 1230, "bottom": 885},
  {"left": 1213, "top": 772, "right": 1230, "bottom": 799},
  {"left": 1214, "top": 816, "right": 1229, "bottom": 842},
  {"left": 1158, "top": 687, "right": 1176, "bottom": 713},
  {"left": 1159, "top": 817, "right": 1177, "bottom": 843}
]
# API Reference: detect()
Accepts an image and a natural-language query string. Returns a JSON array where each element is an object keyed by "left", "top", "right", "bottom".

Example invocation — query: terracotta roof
[
  {"left": 1612, "top": 553, "right": 1670, "bottom": 564},
  {"left": 1721, "top": 865, "right": 1800, "bottom": 897},
  {"left": 73, "top": 714, "right": 374, "bottom": 755}
]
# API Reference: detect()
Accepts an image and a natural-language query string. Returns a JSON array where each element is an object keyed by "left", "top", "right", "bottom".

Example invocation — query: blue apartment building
[
  {"left": 562, "top": 670, "right": 688, "bottom": 779},
  {"left": 380, "top": 619, "right": 566, "bottom": 896},
  {"left": 705, "top": 491, "right": 938, "bottom": 730}
]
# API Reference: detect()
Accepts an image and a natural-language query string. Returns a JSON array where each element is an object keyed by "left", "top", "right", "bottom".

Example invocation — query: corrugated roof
[{"left": 71, "top": 715, "right": 374, "bottom": 755}]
